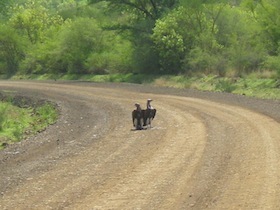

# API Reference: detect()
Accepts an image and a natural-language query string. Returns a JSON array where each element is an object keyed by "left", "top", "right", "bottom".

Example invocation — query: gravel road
[{"left": 0, "top": 81, "right": 280, "bottom": 210}]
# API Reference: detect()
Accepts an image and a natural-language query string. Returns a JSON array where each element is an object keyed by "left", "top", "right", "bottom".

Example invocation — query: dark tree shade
[{"left": 88, "top": 0, "right": 179, "bottom": 20}]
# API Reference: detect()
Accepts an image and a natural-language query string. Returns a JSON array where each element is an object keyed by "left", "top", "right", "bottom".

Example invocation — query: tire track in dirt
[
  {"left": 163, "top": 97, "right": 280, "bottom": 209},
  {"left": 0, "top": 81, "right": 280, "bottom": 210}
]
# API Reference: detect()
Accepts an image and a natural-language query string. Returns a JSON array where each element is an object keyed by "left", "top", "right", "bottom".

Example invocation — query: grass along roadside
[
  {"left": 0, "top": 99, "right": 58, "bottom": 150},
  {"left": 10, "top": 73, "right": 280, "bottom": 99},
  {"left": 153, "top": 75, "right": 280, "bottom": 99}
]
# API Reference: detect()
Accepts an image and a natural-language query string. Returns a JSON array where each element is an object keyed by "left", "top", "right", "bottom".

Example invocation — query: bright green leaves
[
  {"left": 8, "top": 0, "right": 63, "bottom": 44},
  {"left": 152, "top": 2, "right": 268, "bottom": 75},
  {"left": 0, "top": 0, "right": 280, "bottom": 76},
  {"left": 152, "top": 7, "right": 187, "bottom": 73},
  {"left": 152, "top": 6, "right": 219, "bottom": 73}
]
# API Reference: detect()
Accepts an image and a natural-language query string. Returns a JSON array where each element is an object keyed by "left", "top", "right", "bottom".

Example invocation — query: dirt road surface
[{"left": 0, "top": 81, "right": 280, "bottom": 210}]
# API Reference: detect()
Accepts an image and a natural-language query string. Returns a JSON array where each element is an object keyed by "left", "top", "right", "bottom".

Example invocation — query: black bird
[{"left": 132, "top": 103, "right": 144, "bottom": 130}]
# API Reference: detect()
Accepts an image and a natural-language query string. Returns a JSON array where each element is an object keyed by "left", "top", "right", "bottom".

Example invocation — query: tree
[
  {"left": 0, "top": 24, "right": 24, "bottom": 75},
  {"left": 216, "top": 5, "right": 266, "bottom": 74},
  {"left": 89, "top": 0, "right": 178, "bottom": 21},
  {"left": 152, "top": 4, "right": 223, "bottom": 73},
  {"left": 152, "top": 7, "right": 186, "bottom": 73},
  {"left": 242, "top": 0, "right": 280, "bottom": 55},
  {"left": 57, "top": 18, "right": 105, "bottom": 74},
  {"left": 88, "top": 0, "right": 180, "bottom": 73},
  {"left": 9, "top": 0, "right": 63, "bottom": 44},
  {"left": 0, "top": 0, "right": 13, "bottom": 19},
  {"left": 152, "top": 2, "right": 269, "bottom": 74},
  {"left": 21, "top": 17, "right": 108, "bottom": 74}
]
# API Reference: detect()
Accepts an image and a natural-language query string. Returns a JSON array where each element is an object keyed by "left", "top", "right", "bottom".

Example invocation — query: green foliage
[
  {"left": 152, "top": 5, "right": 224, "bottom": 73},
  {"left": 21, "top": 17, "right": 104, "bottom": 74},
  {"left": 264, "top": 56, "right": 280, "bottom": 77},
  {"left": 0, "top": 100, "right": 58, "bottom": 148},
  {"left": 57, "top": 18, "right": 103, "bottom": 74},
  {"left": 242, "top": 0, "right": 280, "bottom": 55},
  {"left": 0, "top": 103, "right": 8, "bottom": 132},
  {"left": 0, "top": 102, "right": 32, "bottom": 142},
  {"left": 89, "top": 0, "right": 179, "bottom": 21},
  {"left": 184, "top": 23, "right": 225, "bottom": 74},
  {"left": 0, "top": 24, "right": 24, "bottom": 75},
  {"left": 152, "top": 3, "right": 268, "bottom": 75},
  {"left": 0, "top": 0, "right": 14, "bottom": 20},
  {"left": 20, "top": 38, "right": 59, "bottom": 74},
  {"left": 89, "top": 0, "right": 180, "bottom": 74},
  {"left": 20, "top": 15, "right": 134, "bottom": 74},
  {"left": 1, "top": 0, "right": 280, "bottom": 78},
  {"left": 215, "top": 5, "right": 266, "bottom": 74},
  {"left": 86, "top": 35, "right": 133, "bottom": 74},
  {"left": 215, "top": 79, "right": 237, "bottom": 93},
  {"left": 8, "top": 0, "right": 63, "bottom": 44},
  {"left": 131, "top": 40, "right": 160, "bottom": 74},
  {"left": 86, "top": 50, "right": 132, "bottom": 74},
  {"left": 56, "top": 0, "right": 104, "bottom": 20},
  {"left": 153, "top": 74, "right": 280, "bottom": 99},
  {"left": 152, "top": 7, "right": 194, "bottom": 73},
  {"left": 33, "top": 103, "right": 58, "bottom": 131},
  {"left": 185, "top": 47, "right": 225, "bottom": 74}
]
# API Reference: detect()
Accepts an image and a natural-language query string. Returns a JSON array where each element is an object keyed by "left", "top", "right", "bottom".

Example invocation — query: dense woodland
[{"left": 0, "top": 0, "right": 280, "bottom": 77}]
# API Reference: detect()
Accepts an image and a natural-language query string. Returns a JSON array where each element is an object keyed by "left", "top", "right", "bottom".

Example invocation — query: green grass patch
[
  {"left": 0, "top": 100, "right": 58, "bottom": 150},
  {"left": 153, "top": 75, "right": 280, "bottom": 99},
  {"left": 33, "top": 103, "right": 58, "bottom": 131}
]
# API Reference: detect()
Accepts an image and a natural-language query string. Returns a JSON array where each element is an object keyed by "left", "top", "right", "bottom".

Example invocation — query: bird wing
[
  {"left": 142, "top": 109, "right": 146, "bottom": 119},
  {"left": 152, "top": 109, "right": 156, "bottom": 119},
  {"left": 132, "top": 110, "right": 136, "bottom": 125}
]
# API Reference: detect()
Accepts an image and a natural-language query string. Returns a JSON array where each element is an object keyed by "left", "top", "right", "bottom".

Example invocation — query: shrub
[
  {"left": 215, "top": 79, "right": 237, "bottom": 93},
  {"left": 263, "top": 56, "right": 280, "bottom": 77}
]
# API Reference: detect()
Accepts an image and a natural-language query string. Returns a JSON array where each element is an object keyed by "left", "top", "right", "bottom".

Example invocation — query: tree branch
[{"left": 118, "top": 0, "right": 155, "bottom": 19}]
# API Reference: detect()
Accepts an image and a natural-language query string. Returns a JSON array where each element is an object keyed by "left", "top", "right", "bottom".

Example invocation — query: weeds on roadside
[
  {"left": 215, "top": 79, "right": 237, "bottom": 93},
  {"left": 0, "top": 100, "right": 58, "bottom": 149},
  {"left": 0, "top": 103, "right": 8, "bottom": 132},
  {"left": 11, "top": 73, "right": 280, "bottom": 99},
  {"left": 0, "top": 102, "right": 31, "bottom": 144}
]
